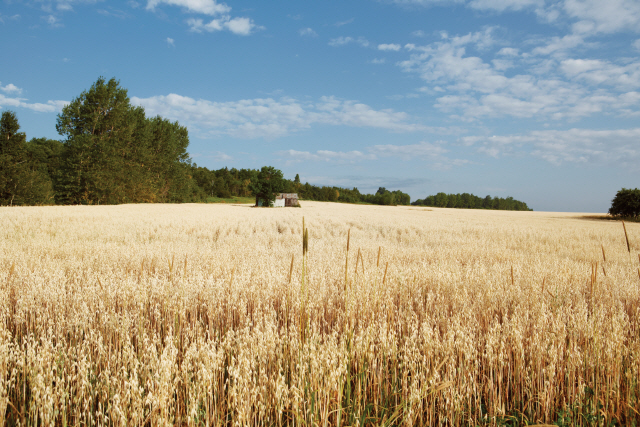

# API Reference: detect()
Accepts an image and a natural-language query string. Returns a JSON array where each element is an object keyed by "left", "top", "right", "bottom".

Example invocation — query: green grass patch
[{"left": 205, "top": 196, "right": 255, "bottom": 204}]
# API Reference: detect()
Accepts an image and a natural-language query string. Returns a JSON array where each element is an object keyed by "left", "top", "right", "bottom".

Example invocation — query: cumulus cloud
[
  {"left": 0, "top": 83, "right": 22, "bottom": 94},
  {"left": 467, "top": 0, "right": 543, "bottom": 12},
  {"left": 328, "top": 36, "right": 370, "bottom": 47},
  {"left": 299, "top": 27, "right": 317, "bottom": 37},
  {"left": 166, "top": 37, "right": 175, "bottom": 46},
  {"left": 279, "top": 141, "right": 468, "bottom": 169},
  {"left": 390, "top": 0, "right": 640, "bottom": 36},
  {"left": 531, "top": 34, "right": 584, "bottom": 56},
  {"left": 560, "top": 58, "right": 640, "bottom": 89},
  {"left": 131, "top": 94, "right": 425, "bottom": 139},
  {"left": 146, "top": 0, "right": 230, "bottom": 15},
  {"left": 146, "top": 0, "right": 259, "bottom": 35},
  {"left": 46, "top": 14, "right": 63, "bottom": 27},
  {"left": 279, "top": 149, "right": 375, "bottom": 164},
  {"left": 186, "top": 16, "right": 256, "bottom": 35},
  {"left": 378, "top": 43, "right": 402, "bottom": 51},
  {"left": 334, "top": 18, "right": 354, "bottom": 27},
  {"left": 396, "top": 27, "right": 640, "bottom": 121},
  {"left": 0, "top": 13, "right": 20, "bottom": 23},
  {"left": 370, "top": 141, "right": 447, "bottom": 159},
  {"left": 563, "top": 0, "right": 640, "bottom": 34},
  {"left": 462, "top": 128, "right": 640, "bottom": 165},
  {"left": 497, "top": 47, "right": 519, "bottom": 56},
  {"left": 193, "top": 151, "right": 232, "bottom": 162},
  {"left": 0, "top": 94, "right": 68, "bottom": 113},
  {"left": 389, "top": 0, "right": 542, "bottom": 12}
]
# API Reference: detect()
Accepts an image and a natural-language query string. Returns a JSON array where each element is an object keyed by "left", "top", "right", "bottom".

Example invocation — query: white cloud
[
  {"left": 463, "top": 128, "right": 640, "bottom": 165},
  {"left": 299, "top": 27, "right": 317, "bottom": 37},
  {"left": 0, "top": 13, "right": 20, "bottom": 23},
  {"left": 166, "top": 37, "right": 175, "bottom": 46},
  {"left": 560, "top": 58, "right": 640, "bottom": 89},
  {"left": 531, "top": 34, "right": 584, "bottom": 56},
  {"left": 497, "top": 47, "right": 519, "bottom": 56},
  {"left": 467, "top": 0, "right": 543, "bottom": 12},
  {"left": 314, "top": 96, "right": 425, "bottom": 131},
  {"left": 46, "top": 14, "right": 63, "bottom": 27},
  {"left": 0, "top": 83, "right": 22, "bottom": 94},
  {"left": 279, "top": 141, "right": 468, "bottom": 169},
  {"left": 390, "top": 0, "right": 639, "bottom": 36},
  {"left": 213, "top": 151, "right": 232, "bottom": 161},
  {"left": 370, "top": 141, "right": 448, "bottom": 159},
  {"left": 388, "top": 0, "right": 465, "bottom": 5},
  {"left": 279, "top": 149, "right": 375, "bottom": 164},
  {"left": 370, "top": 58, "right": 386, "bottom": 64},
  {"left": 563, "top": 0, "right": 640, "bottom": 34},
  {"left": 491, "top": 59, "right": 514, "bottom": 71},
  {"left": 146, "top": 0, "right": 259, "bottom": 35},
  {"left": 131, "top": 94, "right": 425, "bottom": 139},
  {"left": 0, "top": 94, "right": 68, "bottom": 113},
  {"left": 378, "top": 43, "right": 402, "bottom": 51},
  {"left": 389, "top": 0, "right": 542, "bottom": 12},
  {"left": 97, "top": 8, "right": 131, "bottom": 19},
  {"left": 328, "top": 36, "right": 370, "bottom": 47},
  {"left": 334, "top": 18, "right": 354, "bottom": 27},
  {"left": 187, "top": 16, "right": 257, "bottom": 35},
  {"left": 224, "top": 17, "right": 254, "bottom": 35},
  {"left": 146, "top": 0, "right": 230, "bottom": 15},
  {"left": 633, "top": 39, "right": 640, "bottom": 51},
  {"left": 396, "top": 28, "right": 640, "bottom": 121}
]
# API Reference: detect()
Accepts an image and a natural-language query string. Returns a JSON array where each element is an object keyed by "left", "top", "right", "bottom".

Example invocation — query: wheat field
[{"left": 0, "top": 202, "right": 639, "bottom": 426}]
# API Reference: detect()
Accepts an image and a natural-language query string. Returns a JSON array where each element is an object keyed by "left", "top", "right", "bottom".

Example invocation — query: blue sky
[{"left": 1, "top": 0, "right": 639, "bottom": 212}]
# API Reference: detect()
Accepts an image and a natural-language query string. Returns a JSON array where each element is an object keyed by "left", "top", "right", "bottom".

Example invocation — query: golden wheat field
[{"left": 0, "top": 202, "right": 639, "bottom": 426}]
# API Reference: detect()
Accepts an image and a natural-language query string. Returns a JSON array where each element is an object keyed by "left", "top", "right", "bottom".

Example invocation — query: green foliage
[
  {"left": 554, "top": 387, "right": 619, "bottom": 427},
  {"left": 412, "top": 192, "right": 532, "bottom": 211},
  {"left": 56, "top": 77, "right": 195, "bottom": 204},
  {"left": 191, "top": 164, "right": 410, "bottom": 205},
  {"left": 191, "top": 166, "right": 257, "bottom": 199},
  {"left": 56, "top": 77, "right": 145, "bottom": 204},
  {"left": 249, "top": 166, "right": 285, "bottom": 206},
  {"left": 360, "top": 187, "right": 411, "bottom": 206},
  {"left": 609, "top": 188, "right": 640, "bottom": 219},
  {"left": 0, "top": 111, "right": 55, "bottom": 206}
]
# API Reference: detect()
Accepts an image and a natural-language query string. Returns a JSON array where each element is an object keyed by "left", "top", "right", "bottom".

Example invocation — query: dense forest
[
  {"left": 412, "top": 192, "right": 532, "bottom": 211},
  {"left": 1, "top": 77, "right": 531, "bottom": 210}
]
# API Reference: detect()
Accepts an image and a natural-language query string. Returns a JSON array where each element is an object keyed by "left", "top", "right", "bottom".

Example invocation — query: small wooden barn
[
  {"left": 255, "top": 193, "right": 299, "bottom": 207},
  {"left": 276, "top": 193, "right": 299, "bottom": 207}
]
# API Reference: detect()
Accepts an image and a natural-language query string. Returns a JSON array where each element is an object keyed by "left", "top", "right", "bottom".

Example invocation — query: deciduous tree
[{"left": 609, "top": 188, "right": 640, "bottom": 219}]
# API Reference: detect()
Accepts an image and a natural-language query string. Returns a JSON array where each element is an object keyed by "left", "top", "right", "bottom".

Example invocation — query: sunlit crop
[{"left": 0, "top": 202, "right": 639, "bottom": 426}]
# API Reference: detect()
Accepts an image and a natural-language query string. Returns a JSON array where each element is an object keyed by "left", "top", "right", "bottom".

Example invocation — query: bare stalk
[{"left": 623, "top": 221, "right": 631, "bottom": 253}]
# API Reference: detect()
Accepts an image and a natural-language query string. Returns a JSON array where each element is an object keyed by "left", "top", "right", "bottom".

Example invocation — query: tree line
[
  {"left": 412, "top": 192, "right": 532, "bottom": 211},
  {"left": 191, "top": 165, "right": 411, "bottom": 206},
  {"left": 1, "top": 78, "right": 196, "bottom": 205},
  {"left": 0, "top": 77, "right": 412, "bottom": 207}
]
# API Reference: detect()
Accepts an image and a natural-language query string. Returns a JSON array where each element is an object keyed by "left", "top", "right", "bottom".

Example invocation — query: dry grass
[{"left": 0, "top": 202, "right": 639, "bottom": 426}]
